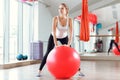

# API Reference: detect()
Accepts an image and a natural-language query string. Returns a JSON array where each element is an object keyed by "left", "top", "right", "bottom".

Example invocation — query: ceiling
[
  {"left": 39, "top": 0, "right": 120, "bottom": 16},
  {"left": 38, "top": 0, "right": 120, "bottom": 29}
]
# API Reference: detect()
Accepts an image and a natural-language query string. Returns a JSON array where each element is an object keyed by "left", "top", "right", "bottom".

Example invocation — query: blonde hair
[{"left": 60, "top": 3, "right": 69, "bottom": 16}]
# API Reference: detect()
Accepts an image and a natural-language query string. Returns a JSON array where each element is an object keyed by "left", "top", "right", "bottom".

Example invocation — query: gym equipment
[
  {"left": 80, "top": 0, "right": 89, "bottom": 41},
  {"left": 112, "top": 46, "right": 120, "bottom": 56},
  {"left": 16, "top": 54, "right": 23, "bottom": 60},
  {"left": 46, "top": 45, "right": 80, "bottom": 79},
  {"left": 23, "top": 55, "right": 28, "bottom": 60}
]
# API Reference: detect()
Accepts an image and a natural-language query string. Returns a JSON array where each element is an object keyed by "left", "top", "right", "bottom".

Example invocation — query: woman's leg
[
  {"left": 39, "top": 34, "right": 55, "bottom": 71},
  {"left": 108, "top": 40, "right": 114, "bottom": 55}
]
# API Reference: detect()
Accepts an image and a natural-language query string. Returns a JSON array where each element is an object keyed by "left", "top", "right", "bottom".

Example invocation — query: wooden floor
[{"left": 0, "top": 60, "right": 120, "bottom": 80}]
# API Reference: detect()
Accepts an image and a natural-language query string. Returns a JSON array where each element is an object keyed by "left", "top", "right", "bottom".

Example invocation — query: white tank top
[{"left": 52, "top": 16, "right": 69, "bottom": 38}]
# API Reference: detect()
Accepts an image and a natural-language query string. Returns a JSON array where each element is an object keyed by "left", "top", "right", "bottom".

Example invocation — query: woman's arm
[
  {"left": 68, "top": 18, "right": 73, "bottom": 46},
  {"left": 52, "top": 16, "right": 58, "bottom": 46}
]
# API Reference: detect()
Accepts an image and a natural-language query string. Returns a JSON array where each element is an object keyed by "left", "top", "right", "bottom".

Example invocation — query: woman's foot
[
  {"left": 78, "top": 72, "right": 85, "bottom": 77},
  {"left": 36, "top": 74, "right": 42, "bottom": 77},
  {"left": 36, "top": 70, "right": 42, "bottom": 77},
  {"left": 78, "top": 68, "right": 85, "bottom": 77}
]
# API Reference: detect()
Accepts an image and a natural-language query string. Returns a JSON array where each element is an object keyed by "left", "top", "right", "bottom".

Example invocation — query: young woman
[{"left": 37, "top": 3, "right": 84, "bottom": 77}]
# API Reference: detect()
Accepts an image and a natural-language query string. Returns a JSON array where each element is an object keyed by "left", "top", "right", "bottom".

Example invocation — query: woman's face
[{"left": 58, "top": 5, "right": 67, "bottom": 16}]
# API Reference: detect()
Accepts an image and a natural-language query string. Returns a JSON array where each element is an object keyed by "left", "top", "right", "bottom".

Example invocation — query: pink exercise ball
[{"left": 46, "top": 45, "right": 80, "bottom": 79}]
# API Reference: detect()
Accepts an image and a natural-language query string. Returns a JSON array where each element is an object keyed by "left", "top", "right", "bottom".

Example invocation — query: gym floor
[{"left": 0, "top": 60, "right": 120, "bottom": 80}]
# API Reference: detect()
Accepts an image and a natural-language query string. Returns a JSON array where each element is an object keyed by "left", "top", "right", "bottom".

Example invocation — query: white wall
[
  {"left": 70, "top": 10, "right": 80, "bottom": 18},
  {"left": 38, "top": 3, "right": 52, "bottom": 41},
  {"left": 73, "top": 20, "right": 80, "bottom": 52},
  {"left": 38, "top": 3, "right": 52, "bottom": 54}
]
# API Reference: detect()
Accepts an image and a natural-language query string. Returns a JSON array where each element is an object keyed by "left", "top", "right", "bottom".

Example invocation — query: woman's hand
[
  {"left": 63, "top": 44, "right": 70, "bottom": 47},
  {"left": 55, "top": 44, "right": 60, "bottom": 47}
]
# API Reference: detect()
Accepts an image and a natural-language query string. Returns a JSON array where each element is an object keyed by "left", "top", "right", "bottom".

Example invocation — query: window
[
  {"left": 9, "top": 0, "right": 18, "bottom": 62},
  {"left": 1, "top": 0, "right": 39, "bottom": 63},
  {"left": 0, "top": 0, "right": 4, "bottom": 64}
]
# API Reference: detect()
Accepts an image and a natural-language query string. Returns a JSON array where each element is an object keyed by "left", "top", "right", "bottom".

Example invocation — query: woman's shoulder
[
  {"left": 53, "top": 16, "right": 58, "bottom": 19},
  {"left": 52, "top": 16, "right": 58, "bottom": 24},
  {"left": 52, "top": 16, "right": 58, "bottom": 21}
]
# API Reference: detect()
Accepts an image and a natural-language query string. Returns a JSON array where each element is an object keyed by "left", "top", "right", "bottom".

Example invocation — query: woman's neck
[{"left": 59, "top": 14, "right": 67, "bottom": 19}]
